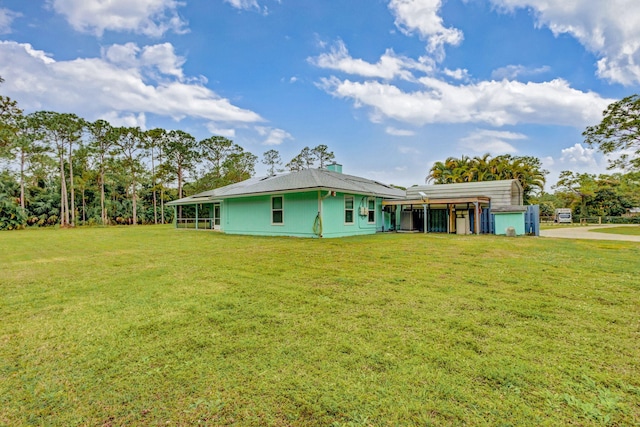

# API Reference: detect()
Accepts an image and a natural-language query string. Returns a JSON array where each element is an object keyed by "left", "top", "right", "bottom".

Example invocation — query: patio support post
[
  {"left": 446, "top": 203, "right": 450, "bottom": 234},
  {"left": 423, "top": 204, "right": 427, "bottom": 233},
  {"left": 195, "top": 204, "right": 199, "bottom": 230},
  {"left": 474, "top": 201, "right": 480, "bottom": 234}
]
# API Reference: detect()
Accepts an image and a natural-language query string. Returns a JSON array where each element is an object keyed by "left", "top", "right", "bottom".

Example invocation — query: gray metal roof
[
  {"left": 406, "top": 179, "right": 523, "bottom": 206},
  {"left": 167, "top": 168, "right": 406, "bottom": 205}
]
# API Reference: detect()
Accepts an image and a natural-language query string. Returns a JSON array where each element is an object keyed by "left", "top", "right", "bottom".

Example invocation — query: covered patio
[{"left": 382, "top": 196, "right": 491, "bottom": 234}]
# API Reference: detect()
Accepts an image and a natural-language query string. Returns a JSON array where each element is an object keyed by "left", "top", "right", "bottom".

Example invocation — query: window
[
  {"left": 272, "top": 196, "right": 283, "bottom": 224},
  {"left": 368, "top": 197, "right": 376, "bottom": 223},
  {"left": 344, "top": 195, "right": 354, "bottom": 224}
]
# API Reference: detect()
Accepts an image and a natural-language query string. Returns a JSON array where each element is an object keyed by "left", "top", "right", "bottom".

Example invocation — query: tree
[
  {"left": 163, "top": 130, "right": 197, "bottom": 201},
  {"left": 142, "top": 128, "right": 166, "bottom": 224},
  {"left": 112, "top": 127, "right": 144, "bottom": 225},
  {"left": 222, "top": 150, "right": 257, "bottom": 183},
  {"left": 199, "top": 135, "right": 236, "bottom": 181},
  {"left": 312, "top": 144, "right": 335, "bottom": 168},
  {"left": 262, "top": 149, "right": 282, "bottom": 175},
  {"left": 553, "top": 171, "right": 598, "bottom": 219},
  {"left": 0, "top": 170, "right": 26, "bottom": 230},
  {"left": 286, "top": 154, "right": 305, "bottom": 172},
  {"left": 30, "top": 111, "right": 84, "bottom": 227},
  {"left": 299, "top": 146, "right": 316, "bottom": 169},
  {"left": 87, "top": 119, "right": 115, "bottom": 225},
  {"left": 426, "top": 153, "right": 547, "bottom": 203},
  {"left": 584, "top": 95, "right": 640, "bottom": 170},
  {"left": 0, "top": 76, "right": 22, "bottom": 152}
]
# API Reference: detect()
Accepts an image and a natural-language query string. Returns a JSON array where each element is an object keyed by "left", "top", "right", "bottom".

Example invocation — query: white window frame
[
  {"left": 271, "top": 195, "right": 284, "bottom": 225},
  {"left": 344, "top": 195, "right": 354, "bottom": 225},
  {"left": 367, "top": 197, "right": 376, "bottom": 223}
]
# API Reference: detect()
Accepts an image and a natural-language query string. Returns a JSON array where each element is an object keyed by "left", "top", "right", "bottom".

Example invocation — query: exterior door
[{"left": 213, "top": 203, "right": 221, "bottom": 230}]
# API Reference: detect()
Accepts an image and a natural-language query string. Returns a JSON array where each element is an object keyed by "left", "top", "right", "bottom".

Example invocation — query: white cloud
[
  {"left": 0, "top": 41, "right": 264, "bottom": 125},
  {"left": 99, "top": 111, "right": 147, "bottom": 128},
  {"left": 102, "top": 42, "right": 186, "bottom": 80},
  {"left": 560, "top": 143, "right": 598, "bottom": 167},
  {"left": 49, "top": 0, "right": 187, "bottom": 37},
  {"left": 206, "top": 124, "right": 236, "bottom": 138},
  {"left": 0, "top": 8, "right": 21, "bottom": 34},
  {"left": 491, "top": 64, "right": 551, "bottom": 80},
  {"left": 443, "top": 68, "right": 470, "bottom": 81},
  {"left": 388, "top": 0, "right": 463, "bottom": 59},
  {"left": 319, "top": 76, "right": 612, "bottom": 128},
  {"left": 386, "top": 127, "right": 416, "bottom": 136},
  {"left": 309, "top": 39, "right": 434, "bottom": 80},
  {"left": 459, "top": 129, "right": 526, "bottom": 153},
  {"left": 224, "top": 0, "right": 260, "bottom": 11},
  {"left": 490, "top": 0, "right": 640, "bottom": 85},
  {"left": 256, "top": 126, "right": 293, "bottom": 145}
]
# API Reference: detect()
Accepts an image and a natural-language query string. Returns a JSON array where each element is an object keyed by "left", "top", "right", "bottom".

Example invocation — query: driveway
[{"left": 540, "top": 224, "right": 640, "bottom": 242}]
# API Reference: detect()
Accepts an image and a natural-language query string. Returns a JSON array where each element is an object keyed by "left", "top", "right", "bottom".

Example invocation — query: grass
[
  {"left": 590, "top": 226, "right": 640, "bottom": 236},
  {"left": 1, "top": 226, "right": 639, "bottom": 426}
]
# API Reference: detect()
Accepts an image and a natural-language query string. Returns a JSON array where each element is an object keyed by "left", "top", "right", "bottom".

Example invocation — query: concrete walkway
[{"left": 540, "top": 224, "right": 640, "bottom": 242}]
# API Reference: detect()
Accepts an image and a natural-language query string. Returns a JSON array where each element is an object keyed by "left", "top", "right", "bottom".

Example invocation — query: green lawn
[
  {"left": 590, "top": 226, "right": 640, "bottom": 236},
  {"left": 1, "top": 226, "right": 639, "bottom": 426}
]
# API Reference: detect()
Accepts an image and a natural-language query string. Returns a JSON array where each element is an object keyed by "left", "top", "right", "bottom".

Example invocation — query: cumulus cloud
[
  {"left": 256, "top": 126, "right": 293, "bottom": 145},
  {"left": 459, "top": 129, "right": 526, "bottom": 153},
  {"left": 559, "top": 143, "right": 598, "bottom": 167},
  {"left": 308, "top": 39, "right": 434, "bottom": 80},
  {"left": 388, "top": 0, "right": 463, "bottom": 59},
  {"left": 386, "top": 127, "right": 416, "bottom": 136},
  {"left": 103, "top": 42, "right": 186, "bottom": 80},
  {"left": 490, "top": 0, "right": 640, "bottom": 85},
  {"left": 0, "top": 41, "right": 264, "bottom": 125},
  {"left": 0, "top": 7, "right": 21, "bottom": 34},
  {"left": 50, "top": 0, "right": 187, "bottom": 37},
  {"left": 319, "top": 76, "right": 612, "bottom": 128}
]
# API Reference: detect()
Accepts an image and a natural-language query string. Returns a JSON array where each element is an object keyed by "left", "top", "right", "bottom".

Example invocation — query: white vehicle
[{"left": 555, "top": 208, "right": 572, "bottom": 224}]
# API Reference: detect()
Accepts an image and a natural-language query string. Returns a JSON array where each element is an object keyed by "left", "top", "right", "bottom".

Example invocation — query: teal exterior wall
[
  {"left": 494, "top": 212, "right": 525, "bottom": 235},
  {"left": 220, "top": 191, "right": 381, "bottom": 238},
  {"left": 320, "top": 193, "right": 380, "bottom": 238},
  {"left": 223, "top": 192, "right": 320, "bottom": 237}
]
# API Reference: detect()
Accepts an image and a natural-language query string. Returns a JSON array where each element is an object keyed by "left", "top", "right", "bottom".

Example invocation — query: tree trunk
[
  {"left": 59, "top": 151, "right": 69, "bottom": 226},
  {"left": 19, "top": 148, "right": 25, "bottom": 210},
  {"left": 159, "top": 148, "right": 165, "bottom": 224},
  {"left": 99, "top": 151, "right": 107, "bottom": 225},
  {"left": 68, "top": 141, "right": 75, "bottom": 227},
  {"left": 132, "top": 171, "right": 137, "bottom": 226},
  {"left": 151, "top": 146, "right": 157, "bottom": 224}
]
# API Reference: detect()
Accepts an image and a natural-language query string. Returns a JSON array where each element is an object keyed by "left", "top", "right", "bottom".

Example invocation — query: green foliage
[
  {"left": 1, "top": 228, "right": 639, "bottom": 424},
  {"left": 584, "top": 94, "right": 640, "bottom": 170},
  {"left": 0, "top": 171, "right": 25, "bottom": 230},
  {"left": 286, "top": 145, "right": 337, "bottom": 171},
  {"left": 426, "top": 153, "right": 548, "bottom": 204},
  {"left": 262, "top": 149, "right": 282, "bottom": 175},
  {"left": 554, "top": 171, "right": 639, "bottom": 218}
]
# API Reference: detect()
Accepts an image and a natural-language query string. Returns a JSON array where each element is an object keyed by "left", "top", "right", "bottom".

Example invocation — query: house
[
  {"left": 383, "top": 180, "right": 529, "bottom": 235},
  {"left": 166, "top": 164, "right": 405, "bottom": 238}
]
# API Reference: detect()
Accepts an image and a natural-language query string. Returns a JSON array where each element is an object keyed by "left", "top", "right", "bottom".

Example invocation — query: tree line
[
  {"left": 424, "top": 93, "right": 640, "bottom": 219},
  {"left": 0, "top": 77, "right": 337, "bottom": 230}
]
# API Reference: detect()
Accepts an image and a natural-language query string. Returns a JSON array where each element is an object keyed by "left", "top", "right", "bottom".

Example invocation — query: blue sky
[{"left": 1, "top": 0, "right": 639, "bottom": 188}]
